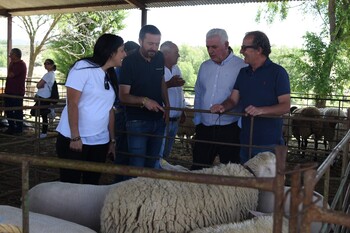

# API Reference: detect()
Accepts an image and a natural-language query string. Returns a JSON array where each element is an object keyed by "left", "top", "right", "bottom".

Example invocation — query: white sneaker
[{"left": 39, "top": 133, "right": 47, "bottom": 139}]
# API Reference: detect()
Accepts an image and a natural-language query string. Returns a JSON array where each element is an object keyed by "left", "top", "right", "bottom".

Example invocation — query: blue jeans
[
  {"left": 159, "top": 121, "right": 179, "bottom": 158},
  {"left": 126, "top": 119, "right": 165, "bottom": 169}
]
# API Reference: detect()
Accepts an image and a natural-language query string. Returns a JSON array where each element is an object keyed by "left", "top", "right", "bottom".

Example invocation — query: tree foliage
[
  {"left": 0, "top": 40, "right": 7, "bottom": 67},
  {"left": 17, "top": 15, "right": 62, "bottom": 79},
  {"left": 256, "top": 0, "right": 350, "bottom": 107},
  {"left": 47, "top": 11, "right": 126, "bottom": 77},
  {"left": 178, "top": 45, "right": 208, "bottom": 88}
]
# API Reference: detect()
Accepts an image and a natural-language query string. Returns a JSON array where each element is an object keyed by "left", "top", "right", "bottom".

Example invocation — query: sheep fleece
[
  {"left": 190, "top": 215, "right": 288, "bottom": 233},
  {"left": 101, "top": 164, "right": 258, "bottom": 233}
]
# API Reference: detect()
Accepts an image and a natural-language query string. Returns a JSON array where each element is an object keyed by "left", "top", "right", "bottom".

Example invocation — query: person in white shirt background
[
  {"left": 159, "top": 41, "right": 186, "bottom": 158},
  {"left": 34, "top": 59, "right": 56, "bottom": 139}
]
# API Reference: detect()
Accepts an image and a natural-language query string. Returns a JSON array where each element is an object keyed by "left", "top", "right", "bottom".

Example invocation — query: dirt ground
[{"left": 0, "top": 123, "right": 345, "bottom": 208}]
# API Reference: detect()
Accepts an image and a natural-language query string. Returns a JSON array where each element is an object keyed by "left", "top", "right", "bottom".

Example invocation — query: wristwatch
[{"left": 110, "top": 139, "right": 116, "bottom": 144}]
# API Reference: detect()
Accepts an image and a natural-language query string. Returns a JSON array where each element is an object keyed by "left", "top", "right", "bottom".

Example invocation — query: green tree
[
  {"left": 47, "top": 11, "right": 126, "bottom": 77},
  {"left": 0, "top": 40, "right": 7, "bottom": 67},
  {"left": 257, "top": 0, "right": 350, "bottom": 107},
  {"left": 178, "top": 45, "right": 208, "bottom": 88},
  {"left": 18, "top": 15, "right": 63, "bottom": 79}
]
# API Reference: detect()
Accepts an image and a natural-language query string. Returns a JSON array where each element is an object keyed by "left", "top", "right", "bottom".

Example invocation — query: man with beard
[{"left": 119, "top": 25, "right": 169, "bottom": 172}]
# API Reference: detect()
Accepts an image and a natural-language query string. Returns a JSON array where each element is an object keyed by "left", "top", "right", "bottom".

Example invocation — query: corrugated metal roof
[{"left": 0, "top": 0, "right": 299, "bottom": 16}]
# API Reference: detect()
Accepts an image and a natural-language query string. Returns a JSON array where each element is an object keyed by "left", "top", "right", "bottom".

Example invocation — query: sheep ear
[{"left": 249, "top": 210, "right": 269, "bottom": 217}]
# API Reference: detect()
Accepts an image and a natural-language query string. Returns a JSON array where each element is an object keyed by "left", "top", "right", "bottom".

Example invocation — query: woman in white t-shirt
[
  {"left": 34, "top": 59, "right": 56, "bottom": 138},
  {"left": 56, "top": 34, "right": 126, "bottom": 184}
]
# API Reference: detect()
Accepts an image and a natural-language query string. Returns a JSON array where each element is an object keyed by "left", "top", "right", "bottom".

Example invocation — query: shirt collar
[{"left": 247, "top": 57, "right": 272, "bottom": 72}]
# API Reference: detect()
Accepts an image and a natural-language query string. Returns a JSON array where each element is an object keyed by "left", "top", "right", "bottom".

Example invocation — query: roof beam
[
  {"left": 125, "top": 0, "right": 146, "bottom": 9},
  {"left": 6, "top": 1, "right": 126, "bottom": 15}
]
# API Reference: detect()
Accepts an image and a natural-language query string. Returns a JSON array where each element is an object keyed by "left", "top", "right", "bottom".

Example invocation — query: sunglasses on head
[{"left": 104, "top": 73, "right": 110, "bottom": 90}]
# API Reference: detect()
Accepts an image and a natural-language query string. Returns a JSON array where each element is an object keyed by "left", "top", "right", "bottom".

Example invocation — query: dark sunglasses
[
  {"left": 104, "top": 73, "right": 110, "bottom": 90},
  {"left": 241, "top": 45, "right": 258, "bottom": 51}
]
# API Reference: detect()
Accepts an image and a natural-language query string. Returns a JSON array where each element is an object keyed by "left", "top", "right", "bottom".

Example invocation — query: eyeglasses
[
  {"left": 44, "top": 62, "right": 52, "bottom": 65},
  {"left": 104, "top": 73, "right": 110, "bottom": 90},
  {"left": 240, "top": 45, "right": 258, "bottom": 51}
]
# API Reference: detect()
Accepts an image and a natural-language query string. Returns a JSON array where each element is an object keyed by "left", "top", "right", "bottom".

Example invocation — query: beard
[{"left": 147, "top": 50, "right": 156, "bottom": 58}]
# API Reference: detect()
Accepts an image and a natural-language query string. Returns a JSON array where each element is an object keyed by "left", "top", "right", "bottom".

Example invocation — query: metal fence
[{"left": 0, "top": 79, "right": 350, "bottom": 232}]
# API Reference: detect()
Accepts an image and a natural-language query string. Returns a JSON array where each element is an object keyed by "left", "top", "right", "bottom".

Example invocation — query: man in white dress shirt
[{"left": 159, "top": 41, "right": 186, "bottom": 158}]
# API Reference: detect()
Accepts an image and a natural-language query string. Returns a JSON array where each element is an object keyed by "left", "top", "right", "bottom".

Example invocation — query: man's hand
[
  {"left": 167, "top": 75, "right": 185, "bottom": 88},
  {"left": 210, "top": 104, "right": 225, "bottom": 113}
]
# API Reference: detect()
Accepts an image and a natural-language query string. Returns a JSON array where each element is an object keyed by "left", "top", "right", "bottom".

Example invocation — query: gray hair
[
  {"left": 206, "top": 28, "right": 228, "bottom": 44},
  {"left": 160, "top": 41, "right": 176, "bottom": 53}
]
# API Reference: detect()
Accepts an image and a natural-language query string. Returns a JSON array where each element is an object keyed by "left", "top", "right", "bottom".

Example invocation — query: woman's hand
[
  {"left": 69, "top": 140, "right": 83, "bottom": 152},
  {"left": 107, "top": 140, "right": 116, "bottom": 160}
]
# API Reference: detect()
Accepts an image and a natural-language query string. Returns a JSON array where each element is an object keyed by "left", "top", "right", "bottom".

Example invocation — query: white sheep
[
  {"left": 27, "top": 181, "right": 119, "bottom": 232},
  {"left": 189, "top": 215, "right": 288, "bottom": 233},
  {"left": 0, "top": 205, "right": 97, "bottom": 233},
  {"left": 100, "top": 151, "right": 277, "bottom": 233}
]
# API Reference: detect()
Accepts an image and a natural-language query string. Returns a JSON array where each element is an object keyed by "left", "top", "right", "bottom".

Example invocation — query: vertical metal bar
[
  {"left": 324, "top": 167, "right": 330, "bottom": 208},
  {"left": 301, "top": 169, "right": 317, "bottom": 233},
  {"left": 22, "top": 161, "right": 30, "bottom": 233},
  {"left": 141, "top": 8, "right": 147, "bottom": 26},
  {"left": 248, "top": 116, "right": 254, "bottom": 160},
  {"left": 272, "top": 146, "right": 287, "bottom": 233},
  {"left": 289, "top": 165, "right": 301, "bottom": 233}
]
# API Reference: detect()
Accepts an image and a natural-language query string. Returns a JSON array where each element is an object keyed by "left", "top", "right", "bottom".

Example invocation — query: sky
[
  {"left": 118, "top": 3, "right": 321, "bottom": 48},
  {"left": 0, "top": 2, "right": 322, "bottom": 48}
]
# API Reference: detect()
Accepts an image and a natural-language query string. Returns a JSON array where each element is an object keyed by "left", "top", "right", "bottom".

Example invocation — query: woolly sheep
[
  {"left": 291, "top": 107, "right": 323, "bottom": 160},
  {"left": 189, "top": 215, "right": 288, "bottom": 233},
  {"left": 100, "top": 151, "right": 277, "bottom": 233},
  {"left": 27, "top": 181, "right": 119, "bottom": 232},
  {"left": 321, "top": 108, "right": 347, "bottom": 150},
  {"left": 160, "top": 159, "right": 190, "bottom": 172},
  {"left": 0, "top": 205, "right": 97, "bottom": 233},
  {"left": 26, "top": 163, "right": 192, "bottom": 232}
]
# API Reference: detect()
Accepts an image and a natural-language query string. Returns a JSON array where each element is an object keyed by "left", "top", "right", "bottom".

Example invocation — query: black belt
[{"left": 169, "top": 117, "right": 179, "bottom": 122}]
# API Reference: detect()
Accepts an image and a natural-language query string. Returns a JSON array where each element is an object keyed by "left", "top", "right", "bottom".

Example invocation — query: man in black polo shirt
[{"left": 119, "top": 25, "right": 169, "bottom": 171}]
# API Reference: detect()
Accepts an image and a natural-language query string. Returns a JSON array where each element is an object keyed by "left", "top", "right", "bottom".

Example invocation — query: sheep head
[{"left": 244, "top": 152, "right": 276, "bottom": 178}]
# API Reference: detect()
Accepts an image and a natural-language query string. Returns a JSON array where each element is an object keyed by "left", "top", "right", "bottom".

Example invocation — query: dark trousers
[
  {"left": 4, "top": 96, "right": 23, "bottom": 132},
  {"left": 32, "top": 99, "right": 50, "bottom": 134},
  {"left": 191, "top": 122, "right": 241, "bottom": 170},
  {"left": 56, "top": 133, "right": 109, "bottom": 184},
  {"left": 113, "top": 110, "right": 129, "bottom": 183}
]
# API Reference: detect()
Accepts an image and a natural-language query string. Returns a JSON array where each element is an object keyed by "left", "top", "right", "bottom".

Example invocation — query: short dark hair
[
  {"left": 245, "top": 31, "right": 271, "bottom": 57},
  {"left": 139, "top": 25, "right": 161, "bottom": 41},
  {"left": 124, "top": 41, "right": 140, "bottom": 55},
  {"left": 45, "top": 59, "right": 57, "bottom": 71},
  {"left": 11, "top": 48, "right": 22, "bottom": 58}
]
